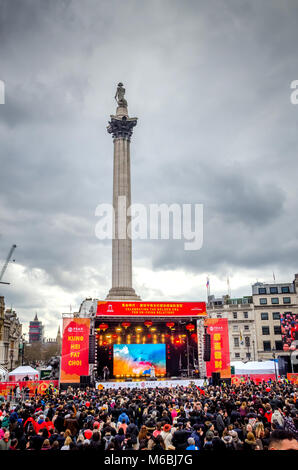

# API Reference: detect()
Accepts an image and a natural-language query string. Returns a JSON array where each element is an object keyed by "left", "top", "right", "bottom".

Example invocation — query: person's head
[
  {"left": 246, "top": 432, "right": 256, "bottom": 443},
  {"left": 187, "top": 437, "right": 195, "bottom": 446},
  {"left": 3, "top": 431, "right": 10, "bottom": 441},
  {"left": 64, "top": 436, "right": 72, "bottom": 446},
  {"left": 42, "top": 439, "right": 50, "bottom": 448},
  {"left": 51, "top": 440, "right": 59, "bottom": 450},
  {"left": 92, "top": 431, "right": 100, "bottom": 442},
  {"left": 163, "top": 424, "right": 171, "bottom": 433},
  {"left": 255, "top": 422, "right": 265, "bottom": 439},
  {"left": 64, "top": 429, "right": 71, "bottom": 438},
  {"left": 268, "top": 430, "right": 298, "bottom": 450}
]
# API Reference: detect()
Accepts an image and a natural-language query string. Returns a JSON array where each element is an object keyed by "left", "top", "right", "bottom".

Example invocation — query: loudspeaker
[
  {"left": 212, "top": 372, "right": 220, "bottom": 385},
  {"left": 203, "top": 333, "right": 211, "bottom": 362},
  {"left": 88, "top": 335, "right": 96, "bottom": 364},
  {"left": 80, "top": 375, "right": 91, "bottom": 385}
]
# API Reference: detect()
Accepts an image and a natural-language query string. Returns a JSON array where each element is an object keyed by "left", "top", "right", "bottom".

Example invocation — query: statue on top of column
[{"left": 114, "top": 82, "right": 127, "bottom": 107}]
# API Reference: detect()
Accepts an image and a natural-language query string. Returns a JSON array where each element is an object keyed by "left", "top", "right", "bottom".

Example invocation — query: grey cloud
[{"left": 1, "top": 0, "right": 298, "bottom": 336}]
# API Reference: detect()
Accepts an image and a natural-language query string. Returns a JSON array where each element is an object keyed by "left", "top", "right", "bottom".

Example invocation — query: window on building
[
  {"left": 275, "top": 341, "right": 283, "bottom": 350},
  {"left": 272, "top": 312, "right": 280, "bottom": 320},
  {"left": 234, "top": 337, "right": 239, "bottom": 347},
  {"left": 244, "top": 325, "right": 249, "bottom": 331},
  {"left": 283, "top": 297, "right": 291, "bottom": 304},
  {"left": 233, "top": 312, "right": 237, "bottom": 319},
  {"left": 260, "top": 298, "right": 267, "bottom": 305},
  {"left": 235, "top": 353, "right": 240, "bottom": 358},
  {"left": 243, "top": 312, "right": 248, "bottom": 319},
  {"left": 263, "top": 341, "right": 271, "bottom": 351},
  {"left": 281, "top": 286, "right": 290, "bottom": 293},
  {"left": 274, "top": 325, "right": 281, "bottom": 335},
  {"left": 271, "top": 298, "right": 279, "bottom": 304},
  {"left": 245, "top": 337, "right": 250, "bottom": 347},
  {"left": 233, "top": 325, "right": 238, "bottom": 331},
  {"left": 258, "top": 288, "right": 267, "bottom": 294},
  {"left": 217, "top": 314, "right": 222, "bottom": 318},
  {"left": 261, "top": 312, "right": 269, "bottom": 320},
  {"left": 270, "top": 287, "right": 278, "bottom": 294},
  {"left": 262, "top": 326, "right": 270, "bottom": 335}
]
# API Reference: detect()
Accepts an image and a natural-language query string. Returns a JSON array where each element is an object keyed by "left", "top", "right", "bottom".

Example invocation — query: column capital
[{"left": 107, "top": 115, "right": 137, "bottom": 140}]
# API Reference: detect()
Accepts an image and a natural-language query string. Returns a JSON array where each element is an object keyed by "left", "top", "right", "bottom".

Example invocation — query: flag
[
  {"left": 273, "top": 272, "right": 276, "bottom": 281},
  {"left": 206, "top": 277, "right": 209, "bottom": 288}
]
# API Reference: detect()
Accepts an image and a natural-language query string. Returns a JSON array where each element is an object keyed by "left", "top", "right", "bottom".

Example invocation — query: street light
[
  {"left": 10, "top": 349, "right": 14, "bottom": 371},
  {"left": 19, "top": 334, "right": 26, "bottom": 366},
  {"left": 272, "top": 349, "right": 278, "bottom": 381}
]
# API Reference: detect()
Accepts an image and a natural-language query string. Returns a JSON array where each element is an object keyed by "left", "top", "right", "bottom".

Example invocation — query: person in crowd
[
  {"left": 268, "top": 429, "right": 298, "bottom": 450},
  {"left": 0, "top": 378, "right": 297, "bottom": 452}
]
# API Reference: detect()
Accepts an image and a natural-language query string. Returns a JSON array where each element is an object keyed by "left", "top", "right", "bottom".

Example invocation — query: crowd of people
[{"left": 0, "top": 379, "right": 297, "bottom": 451}]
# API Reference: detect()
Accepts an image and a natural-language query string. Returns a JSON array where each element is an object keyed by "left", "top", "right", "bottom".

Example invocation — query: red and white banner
[
  {"left": 205, "top": 318, "right": 231, "bottom": 379},
  {"left": 96, "top": 378, "right": 205, "bottom": 389},
  {"left": 60, "top": 318, "right": 90, "bottom": 384},
  {"left": 97, "top": 301, "right": 206, "bottom": 317},
  {"left": 0, "top": 380, "right": 58, "bottom": 399}
]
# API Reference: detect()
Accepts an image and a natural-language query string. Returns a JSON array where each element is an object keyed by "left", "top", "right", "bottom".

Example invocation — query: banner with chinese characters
[
  {"left": 60, "top": 317, "right": 90, "bottom": 384},
  {"left": 0, "top": 380, "right": 58, "bottom": 399},
  {"left": 205, "top": 318, "right": 231, "bottom": 379},
  {"left": 97, "top": 301, "right": 206, "bottom": 317}
]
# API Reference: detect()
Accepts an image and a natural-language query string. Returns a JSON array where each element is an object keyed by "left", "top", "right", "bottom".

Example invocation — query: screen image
[
  {"left": 280, "top": 313, "right": 297, "bottom": 351},
  {"left": 113, "top": 344, "right": 166, "bottom": 376}
]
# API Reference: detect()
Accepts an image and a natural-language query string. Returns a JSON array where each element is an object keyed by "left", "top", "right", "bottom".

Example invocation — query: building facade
[
  {"left": 252, "top": 274, "right": 298, "bottom": 362},
  {"left": 0, "top": 297, "right": 23, "bottom": 370},
  {"left": 29, "top": 314, "right": 44, "bottom": 343},
  {"left": 207, "top": 295, "right": 257, "bottom": 362}
]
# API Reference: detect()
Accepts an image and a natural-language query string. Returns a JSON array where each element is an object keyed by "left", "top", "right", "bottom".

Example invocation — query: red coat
[{"left": 24, "top": 417, "right": 38, "bottom": 433}]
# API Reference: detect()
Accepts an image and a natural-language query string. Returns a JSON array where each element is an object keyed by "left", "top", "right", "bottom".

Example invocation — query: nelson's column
[{"left": 105, "top": 83, "right": 141, "bottom": 301}]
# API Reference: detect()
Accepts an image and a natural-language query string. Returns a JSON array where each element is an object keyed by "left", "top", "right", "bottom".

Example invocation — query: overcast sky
[{"left": 0, "top": 0, "right": 298, "bottom": 338}]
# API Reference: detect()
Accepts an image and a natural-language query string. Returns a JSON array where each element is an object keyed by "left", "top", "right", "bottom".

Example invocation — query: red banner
[
  {"left": 205, "top": 318, "right": 231, "bottom": 379},
  {"left": 60, "top": 318, "right": 90, "bottom": 384},
  {"left": 97, "top": 301, "right": 206, "bottom": 317},
  {"left": 0, "top": 380, "right": 58, "bottom": 399},
  {"left": 287, "top": 373, "right": 298, "bottom": 384}
]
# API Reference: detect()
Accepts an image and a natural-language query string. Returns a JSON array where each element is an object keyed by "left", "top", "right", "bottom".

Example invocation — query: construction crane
[{"left": 0, "top": 244, "right": 17, "bottom": 285}]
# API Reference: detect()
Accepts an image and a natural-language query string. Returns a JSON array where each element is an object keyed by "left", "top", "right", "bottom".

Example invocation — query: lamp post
[
  {"left": 19, "top": 334, "right": 25, "bottom": 366},
  {"left": 272, "top": 349, "right": 278, "bottom": 381},
  {"left": 10, "top": 349, "right": 14, "bottom": 371}
]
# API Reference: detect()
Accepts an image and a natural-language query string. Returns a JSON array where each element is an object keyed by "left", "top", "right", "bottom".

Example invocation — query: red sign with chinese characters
[
  {"left": 96, "top": 301, "right": 206, "bottom": 317},
  {"left": 60, "top": 318, "right": 90, "bottom": 384},
  {"left": 0, "top": 380, "right": 59, "bottom": 399},
  {"left": 205, "top": 318, "right": 231, "bottom": 379}
]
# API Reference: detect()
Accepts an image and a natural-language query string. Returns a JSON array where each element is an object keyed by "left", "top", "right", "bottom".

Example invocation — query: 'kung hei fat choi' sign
[{"left": 60, "top": 318, "right": 90, "bottom": 384}]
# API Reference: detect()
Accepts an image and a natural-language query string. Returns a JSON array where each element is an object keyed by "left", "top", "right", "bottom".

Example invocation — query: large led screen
[
  {"left": 113, "top": 344, "right": 166, "bottom": 376},
  {"left": 280, "top": 312, "right": 297, "bottom": 351}
]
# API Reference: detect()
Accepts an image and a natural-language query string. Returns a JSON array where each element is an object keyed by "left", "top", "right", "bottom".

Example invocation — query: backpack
[
  {"left": 1, "top": 416, "right": 10, "bottom": 429},
  {"left": 104, "top": 435, "right": 113, "bottom": 450}
]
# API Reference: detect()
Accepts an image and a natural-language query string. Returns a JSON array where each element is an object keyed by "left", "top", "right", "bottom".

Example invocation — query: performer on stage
[
  {"left": 103, "top": 365, "right": 110, "bottom": 381},
  {"left": 150, "top": 365, "right": 156, "bottom": 379}
]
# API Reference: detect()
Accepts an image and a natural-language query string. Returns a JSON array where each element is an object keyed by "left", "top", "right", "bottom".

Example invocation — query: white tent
[
  {"left": 8, "top": 365, "right": 39, "bottom": 381},
  {"left": 231, "top": 360, "right": 278, "bottom": 375}
]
